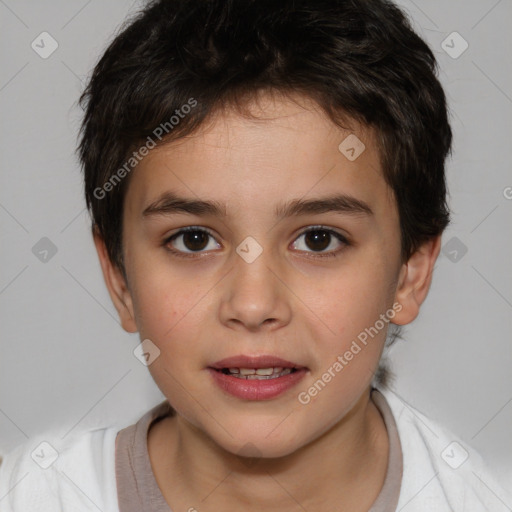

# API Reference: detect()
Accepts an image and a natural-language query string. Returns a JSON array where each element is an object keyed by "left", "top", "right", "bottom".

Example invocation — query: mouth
[
  {"left": 216, "top": 367, "right": 299, "bottom": 380},
  {"left": 209, "top": 354, "right": 305, "bottom": 371},
  {"left": 207, "top": 355, "right": 308, "bottom": 400}
]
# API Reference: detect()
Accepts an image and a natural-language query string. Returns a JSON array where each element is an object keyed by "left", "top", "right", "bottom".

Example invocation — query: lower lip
[{"left": 207, "top": 368, "right": 308, "bottom": 400}]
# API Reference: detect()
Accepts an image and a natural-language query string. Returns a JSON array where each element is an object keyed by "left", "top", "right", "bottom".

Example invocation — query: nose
[{"left": 218, "top": 246, "right": 292, "bottom": 332}]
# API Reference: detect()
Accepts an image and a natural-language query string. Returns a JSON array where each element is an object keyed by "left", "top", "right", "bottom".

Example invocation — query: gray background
[{"left": 1, "top": 0, "right": 511, "bottom": 491}]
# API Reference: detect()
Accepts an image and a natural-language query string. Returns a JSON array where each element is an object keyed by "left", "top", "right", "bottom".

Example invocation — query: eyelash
[{"left": 162, "top": 226, "right": 350, "bottom": 260}]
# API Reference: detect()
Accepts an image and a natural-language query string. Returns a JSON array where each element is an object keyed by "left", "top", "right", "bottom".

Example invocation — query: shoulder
[
  {"left": 377, "top": 386, "right": 512, "bottom": 511},
  {"left": 0, "top": 425, "right": 120, "bottom": 512}
]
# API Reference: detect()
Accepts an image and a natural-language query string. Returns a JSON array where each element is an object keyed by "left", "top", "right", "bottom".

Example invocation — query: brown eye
[
  {"left": 304, "top": 229, "right": 331, "bottom": 252},
  {"left": 165, "top": 227, "right": 220, "bottom": 255},
  {"left": 292, "top": 227, "right": 348, "bottom": 257},
  {"left": 181, "top": 230, "right": 209, "bottom": 251}
]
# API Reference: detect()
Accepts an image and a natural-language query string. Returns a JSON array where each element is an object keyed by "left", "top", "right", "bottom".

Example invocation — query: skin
[{"left": 95, "top": 91, "right": 441, "bottom": 511}]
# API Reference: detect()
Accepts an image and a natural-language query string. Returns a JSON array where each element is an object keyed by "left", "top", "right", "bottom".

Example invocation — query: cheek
[
  {"left": 303, "top": 259, "right": 393, "bottom": 347},
  {"left": 131, "top": 275, "right": 209, "bottom": 410},
  {"left": 130, "top": 268, "right": 200, "bottom": 345}
]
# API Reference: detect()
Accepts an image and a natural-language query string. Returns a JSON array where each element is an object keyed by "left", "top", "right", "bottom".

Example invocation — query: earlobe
[
  {"left": 93, "top": 230, "right": 138, "bottom": 333},
  {"left": 392, "top": 235, "right": 442, "bottom": 326}
]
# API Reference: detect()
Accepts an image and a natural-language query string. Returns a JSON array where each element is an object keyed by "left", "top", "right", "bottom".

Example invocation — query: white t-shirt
[{"left": 0, "top": 386, "right": 510, "bottom": 511}]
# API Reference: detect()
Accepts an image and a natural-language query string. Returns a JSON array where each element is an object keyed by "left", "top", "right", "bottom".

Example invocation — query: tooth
[
  {"left": 225, "top": 367, "right": 296, "bottom": 379},
  {"left": 255, "top": 368, "right": 274, "bottom": 376}
]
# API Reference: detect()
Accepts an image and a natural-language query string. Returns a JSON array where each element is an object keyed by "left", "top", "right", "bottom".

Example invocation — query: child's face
[{"left": 99, "top": 93, "right": 431, "bottom": 458}]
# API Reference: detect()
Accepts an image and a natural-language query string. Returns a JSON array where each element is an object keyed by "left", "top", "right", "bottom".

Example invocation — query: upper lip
[{"left": 209, "top": 355, "right": 306, "bottom": 370}]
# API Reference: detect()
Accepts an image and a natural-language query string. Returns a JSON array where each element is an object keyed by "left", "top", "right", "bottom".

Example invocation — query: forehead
[{"left": 124, "top": 93, "right": 395, "bottom": 223}]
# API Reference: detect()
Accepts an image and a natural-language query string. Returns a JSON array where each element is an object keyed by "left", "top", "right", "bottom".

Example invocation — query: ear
[
  {"left": 392, "top": 235, "right": 442, "bottom": 326},
  {"left": 93, "top": 230, "right": 138, "bottom": 333}
]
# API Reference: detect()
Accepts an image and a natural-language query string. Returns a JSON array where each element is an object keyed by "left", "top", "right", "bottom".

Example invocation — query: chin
[{"left": 215, "top": 426, "right": 306, "bottom": 461}]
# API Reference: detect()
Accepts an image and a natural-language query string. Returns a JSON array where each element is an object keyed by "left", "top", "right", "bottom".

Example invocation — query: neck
[{"left": 149, "top": 387, "right": 388, "bottom": 512}]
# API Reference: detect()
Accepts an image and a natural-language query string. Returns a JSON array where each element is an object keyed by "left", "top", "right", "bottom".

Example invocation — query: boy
[{"left": 0, "top": 0, "right": 510, "bottom": 510}]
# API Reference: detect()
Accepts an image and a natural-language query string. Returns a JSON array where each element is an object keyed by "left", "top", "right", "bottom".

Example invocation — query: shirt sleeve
[
  {"left": 379, "top": 386, "right": 512, "bottom": 512},
  {"left": 0, "top": 427, "right": 120, "bottom": 512}
]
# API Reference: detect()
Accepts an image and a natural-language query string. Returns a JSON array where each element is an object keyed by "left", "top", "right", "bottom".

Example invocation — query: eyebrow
[{"left": 142, "top": 191, "right": 373, "bottom": 219}]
